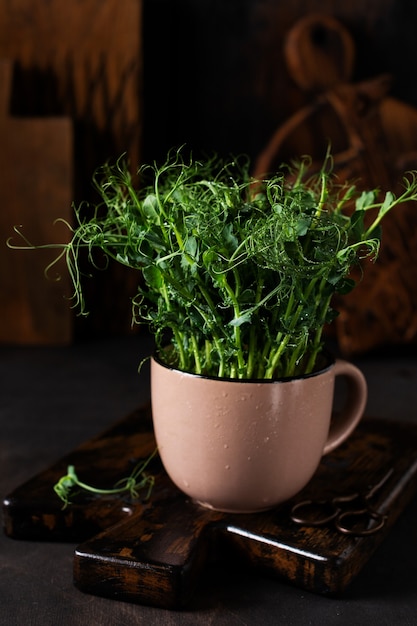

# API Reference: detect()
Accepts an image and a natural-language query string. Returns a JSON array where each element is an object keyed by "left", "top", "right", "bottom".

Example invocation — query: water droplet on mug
[
  {"left": 225, "top": 465, "right": 230, "bottom": 470},
  {"left": 222, "top": 392, "right": 228, "bottom": 398},
  {"left": 247, "top": 456, "right": 251, "bottom": 461},
  {"left": 224, "top": 443, "right": 229, "bottom": 449},
  {"left": 183, "top": 480, "right": 190, "bottom": 487}
]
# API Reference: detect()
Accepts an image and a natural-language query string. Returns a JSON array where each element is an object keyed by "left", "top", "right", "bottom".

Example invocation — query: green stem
[
  {"left": 160, "top": 278, "right": 186, "bottom": 369},
  {"left": 220, "top": 270, "right": 245, "bottom": 377},
  {"left": 265, "top": 287, "right": 300, "bottom": 377},
  {"left": 190, "top": 333, "right": 202, "bottom": 374},
  {"left": 304, "top": 291, "right": 333, "bottom": 374},
  {"left": 54, "top": 450, "right": 157, "bottom": 509},
  {"left": 265, "top": 333, "right": 292, "bottom": 378},
  {"left": 246, "top": 277, "right": 264, "bottom": 378},
  {"left": 264, "top": 275, "right": 320, "bottom": 378},
  {"left": 191, "top": 292, "right": 226, "bottom": 376},
  {"left": 314, "top": 168, "right": 328, "bottom": 220}
]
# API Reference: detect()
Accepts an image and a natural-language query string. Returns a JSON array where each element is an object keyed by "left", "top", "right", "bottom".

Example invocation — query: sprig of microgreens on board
[{"left": 53, "top": 450, "right": 157, "bottom": 509}]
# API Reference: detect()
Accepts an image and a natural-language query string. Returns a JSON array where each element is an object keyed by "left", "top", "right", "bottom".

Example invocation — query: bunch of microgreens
[
  {"left": 10, "top": 149, "right": 417, "bottom": 507},
  {"left": 10, "top": 148, "right": 417, "bottom": 379}
]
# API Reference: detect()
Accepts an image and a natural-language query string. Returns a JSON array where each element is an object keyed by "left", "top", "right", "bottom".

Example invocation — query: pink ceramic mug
[{"left": 151, "top": 355, "right": 367, "bottom": 513}]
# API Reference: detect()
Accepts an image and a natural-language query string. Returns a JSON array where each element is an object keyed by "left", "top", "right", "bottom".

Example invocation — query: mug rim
[{"left": 152, "top": 349, "right": 335, "bottom": 383}]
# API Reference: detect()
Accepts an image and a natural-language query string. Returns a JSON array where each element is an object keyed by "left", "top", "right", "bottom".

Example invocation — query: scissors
[{"left": 290, "top": 467, "right": 394, "bottom": 536}]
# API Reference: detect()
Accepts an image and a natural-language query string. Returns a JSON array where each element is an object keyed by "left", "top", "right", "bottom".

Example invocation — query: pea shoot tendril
[{"left": 53, "top": 449, "right": 157, "bottom": 509}]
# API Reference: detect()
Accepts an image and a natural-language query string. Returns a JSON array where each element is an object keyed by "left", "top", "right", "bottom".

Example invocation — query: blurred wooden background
[
  {"left": 2, "top": 0, "right": 417, "bottom": 354},
  {"left": 0, "top": 0, "right": 142, "bottom": 343}
]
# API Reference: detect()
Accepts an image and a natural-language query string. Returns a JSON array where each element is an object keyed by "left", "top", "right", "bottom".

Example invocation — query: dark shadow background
[{"left": 141, "top": 0, "right": 417, "bottom": 165}]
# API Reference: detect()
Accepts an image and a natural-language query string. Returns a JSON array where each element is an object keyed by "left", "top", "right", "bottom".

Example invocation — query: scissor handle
[
  {"left": 335, "top": 508, "right": 387, "bottom": 536},
  {"left": 291, "top": 499, "right": 340, "bottom": 526}
]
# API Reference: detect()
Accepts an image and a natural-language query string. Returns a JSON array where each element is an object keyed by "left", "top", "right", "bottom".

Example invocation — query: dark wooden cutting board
[{"left": 4, "top": 405, "right": 417, "bottom": 608}]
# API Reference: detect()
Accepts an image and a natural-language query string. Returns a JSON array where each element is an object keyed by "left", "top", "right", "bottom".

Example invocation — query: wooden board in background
[
  {"left": 0, "top": 59, "right": 73, "bottom": 345},
  {"left": 0, "top": 1, "right": 143, "bottom": 338}
]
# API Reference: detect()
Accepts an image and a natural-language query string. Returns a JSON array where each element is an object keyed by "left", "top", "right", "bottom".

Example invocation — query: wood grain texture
[
  {"left": 252, "top": 12, "right": 417, "bottom": 356},
  {"left": 0, "top": 0, "right": 142, "bottom": 173},
  {"left": 0, "top": 1, "right": 143, "bottom": 339},
  {"left": 0, "top": 60, "right": 73, "bottom": 345},
  {"left": 4, "top": 405, "right": 417, "bottom": 608}
]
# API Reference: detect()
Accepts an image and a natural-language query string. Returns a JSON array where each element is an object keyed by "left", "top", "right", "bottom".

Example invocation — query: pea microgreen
[
  {"left": 9, "top": 148, "right": 417, "bottom": 380},
  {"left": 53, "top": 450, "right": 157, "bottom": 509}
]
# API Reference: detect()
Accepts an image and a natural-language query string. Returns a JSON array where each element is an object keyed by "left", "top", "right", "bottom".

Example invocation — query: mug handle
[{"left": 323, "top": 359, "right": 367, "bottom": 455}]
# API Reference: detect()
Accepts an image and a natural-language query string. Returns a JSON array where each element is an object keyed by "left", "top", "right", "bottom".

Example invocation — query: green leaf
[
  {"left": 142, "top": 194, "right": 159, "bottom": 222},
  {"left": 222, "top": 224, "right": 238, "bottom": 250},
  {"left": 116, "top": 253, "right": 130, "bottom": 266},
  {"left": 335, "top": 277, "right": 356, "bottom": 294},
  {"left": 229, "top": 311, "right": 252, "bottom": 327},
  {"left": 184, "top": 235, "right": 198, "bottom": 258},
  {"left": 202, "top": 249, "right": 218, "bottom": 268},
  {"left": 350, "top": 210, "right": 365, "bottom": 240},
  {"left": 296, "top": 216, "right": 311, "bottom": 237},
  {"left": 142, "top": 265, "right": 164, "bottom": 290},
  {"left": 377, "top": 191, "right": 395, "bottom": 220},
  {"left": 355, "top": 190, "right": 377, "bottom": 211}
]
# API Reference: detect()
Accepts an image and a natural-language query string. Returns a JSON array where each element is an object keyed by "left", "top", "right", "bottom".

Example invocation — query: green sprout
[
  {"left": 53, "top": 450, "right": 157, "bottom": 509},
  {"left": 9, "top": 148, "right": 417, "bottom": 378}
]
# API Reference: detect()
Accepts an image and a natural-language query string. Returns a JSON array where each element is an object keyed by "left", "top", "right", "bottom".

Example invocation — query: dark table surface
[{"left": 2, "top": 332, "right": 417, "bottom": 626}]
